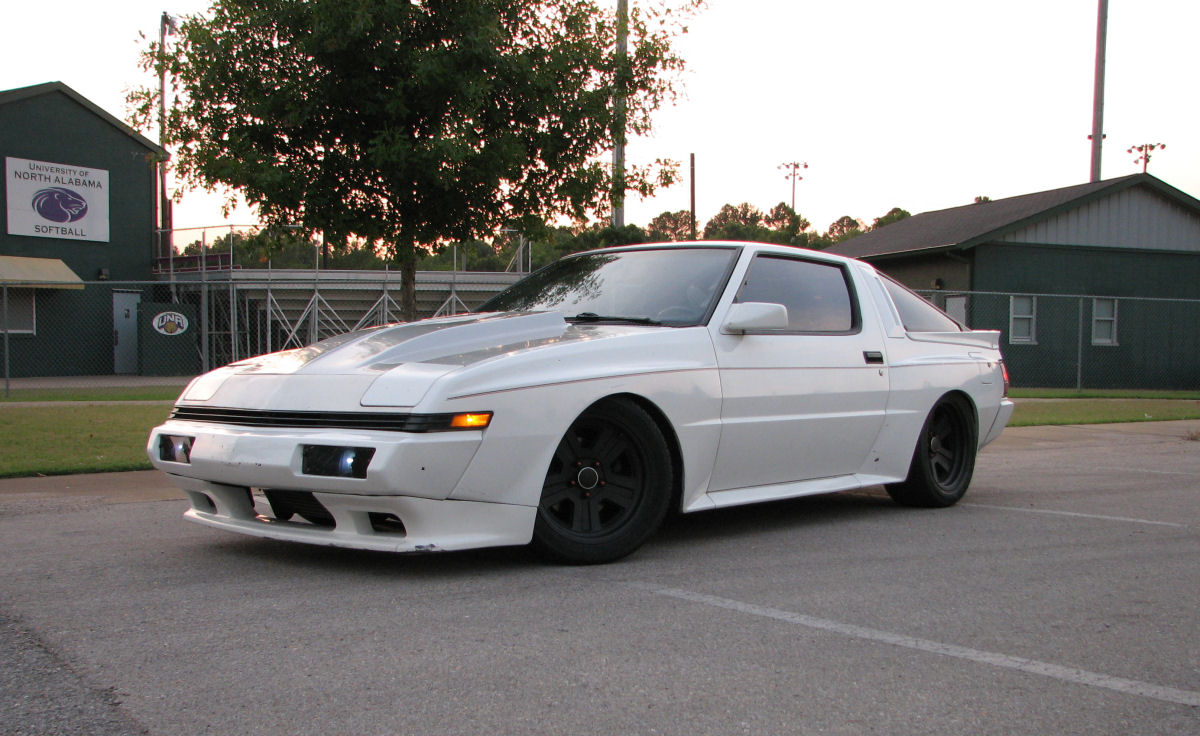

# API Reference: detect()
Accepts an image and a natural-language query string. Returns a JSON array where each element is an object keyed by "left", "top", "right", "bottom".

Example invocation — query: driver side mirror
[{"left": 721, "top": 301, "right": 789, "bottom": 334}]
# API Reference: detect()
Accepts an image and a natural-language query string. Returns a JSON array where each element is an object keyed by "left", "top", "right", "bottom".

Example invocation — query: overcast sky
[{"left": 3, "top": 0, "right": 1197, "bottom": 241}]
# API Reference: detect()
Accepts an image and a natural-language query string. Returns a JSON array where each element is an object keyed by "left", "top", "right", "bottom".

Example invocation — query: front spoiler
[{"left": 170, "top": 475, "right": 536, "bottom": 554}]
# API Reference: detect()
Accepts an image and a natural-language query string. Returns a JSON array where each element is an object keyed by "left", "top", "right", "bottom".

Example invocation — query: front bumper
[
  {"left": 148, "top": 420, "right": 537, "bottom": 553},
  {"left": 148, "top": 419, "right": 484, "bottom": 499},
  {"left": 172, "top": 476, "right": 535, "bottom": 553}
]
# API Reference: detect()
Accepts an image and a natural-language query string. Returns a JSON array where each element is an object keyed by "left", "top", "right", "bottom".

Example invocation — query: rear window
[{"left": 881, "top": 276, "right": 963, "bottom": 332}]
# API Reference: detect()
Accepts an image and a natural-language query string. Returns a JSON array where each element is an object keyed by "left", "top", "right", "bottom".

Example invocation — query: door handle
[{"left": 863, "top": 350, "right": 884, "bottom": 365}]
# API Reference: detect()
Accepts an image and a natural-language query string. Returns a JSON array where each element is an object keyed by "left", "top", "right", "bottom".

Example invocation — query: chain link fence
[
  {"left": 2, "top": 271, "right": 519, "bottom": 393},
  {"left": 920, "top": 290, "right": 1200, "bottom": 391},
  {"left": 4, "top": 279, "right": 1198, "bottom": 393}
]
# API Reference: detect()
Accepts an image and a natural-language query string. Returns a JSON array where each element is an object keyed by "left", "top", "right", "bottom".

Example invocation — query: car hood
[{"left": 178, "top": 312, "right": 711, "bottom": 411}]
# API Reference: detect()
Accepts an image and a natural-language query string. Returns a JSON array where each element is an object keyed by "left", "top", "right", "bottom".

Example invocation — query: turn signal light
[{"left": 450, "top": 412, "right": 493, "bottom": 429}]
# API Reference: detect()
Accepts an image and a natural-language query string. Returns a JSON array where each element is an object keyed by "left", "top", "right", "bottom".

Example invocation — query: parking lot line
[
  {"left": 629, "top": 582, "right": 1200, "bottom": 708},
  {"left": 961, "top": 503, "right": 1190, "bottom": 528}
]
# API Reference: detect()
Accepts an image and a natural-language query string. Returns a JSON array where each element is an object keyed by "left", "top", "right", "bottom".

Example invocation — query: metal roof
[
  {"left": 827, "top": 174, "right": 1200, "bottom": 260},
  {"left": 0, "top": 81, "right": 165, "bottom": 157}
]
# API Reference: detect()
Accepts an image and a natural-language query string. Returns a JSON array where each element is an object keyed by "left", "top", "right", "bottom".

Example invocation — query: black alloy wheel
[
  {"left": 532, "top": 398, "right": 672, "bottom": 564},
  {"left": 886, "top": 394, "right": 977, "bottom": 508}
]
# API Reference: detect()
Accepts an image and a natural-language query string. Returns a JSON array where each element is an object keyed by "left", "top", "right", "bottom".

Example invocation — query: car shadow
[{"left": 193, "top": 487, "right": 906, "bottom": 576}]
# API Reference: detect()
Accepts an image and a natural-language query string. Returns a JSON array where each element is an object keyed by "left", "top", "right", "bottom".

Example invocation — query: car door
[{"left": 707, "top": 253, "right": 889, "bottom": 492}]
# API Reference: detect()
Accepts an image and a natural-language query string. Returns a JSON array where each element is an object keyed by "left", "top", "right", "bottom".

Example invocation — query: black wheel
[
  {"left": 533, "top": 398, "right": 673, "bottom": 564},
  {"left": 886, "top": 394, "right": 977, "bottom": 508}
]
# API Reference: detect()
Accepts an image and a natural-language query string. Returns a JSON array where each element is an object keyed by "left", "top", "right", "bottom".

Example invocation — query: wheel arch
[
  {"left": 590, "top": 392, "right": 686, "bottom": 513},
  {"left": 940, "top": 388, "right": 981, "bottom": 446}
]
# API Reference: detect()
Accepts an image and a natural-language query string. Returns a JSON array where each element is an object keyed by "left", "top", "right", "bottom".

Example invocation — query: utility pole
[
  {"left": 689, "top": 153, "right": 697, "bottom": 240},
  {"left": 779, "top": 161, "right": 807, "bottom": 211},
  {"left": 1128, "top": 143, "right": 1165, "bottom": 173},
  {"left": 1089, "top": 0, "right": 1108, "bottom": 182},
  {"left": 158, "top": 12, "right": 178, "bottom": 261},
  {"left": 611, "top": 0, "right": 628, "bottom": 228}
]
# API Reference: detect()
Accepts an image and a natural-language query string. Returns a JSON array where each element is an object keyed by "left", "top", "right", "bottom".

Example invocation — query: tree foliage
[
  {"left": 702, "top": 202, "right": 763, "bottom": 240},
  {"left": 701, "top": 201, "right": 811, "bottom": 246},
  {"left": 826, "top": 215, "right": 864, "bottom": 242},
  {"left": 131, "top": 0, "right": 699, "bottom": 319},
  {"left": 871, "top": 206, "right": 911, "bottom": 230},
  {"left": 646, "top": 209, "right": 693, "bottom": 241}
]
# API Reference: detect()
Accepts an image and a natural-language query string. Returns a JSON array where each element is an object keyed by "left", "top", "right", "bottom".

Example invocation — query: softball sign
[{"left": 6, "top": 157, "right": 110, "bottom": 242}]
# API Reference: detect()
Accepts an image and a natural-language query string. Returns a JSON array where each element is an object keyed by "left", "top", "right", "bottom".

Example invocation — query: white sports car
[{"left": 148, "top": 242, "right": 1013, "bottom": 563}]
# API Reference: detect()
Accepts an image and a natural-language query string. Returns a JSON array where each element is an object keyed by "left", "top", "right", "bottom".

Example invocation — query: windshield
[{"left": 478, "top": 247, "right": 738, "bottom": 326}]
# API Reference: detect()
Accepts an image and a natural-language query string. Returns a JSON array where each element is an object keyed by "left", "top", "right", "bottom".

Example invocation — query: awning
[{"left": 0, "top": 255, "right": 85, "bottom": 290}]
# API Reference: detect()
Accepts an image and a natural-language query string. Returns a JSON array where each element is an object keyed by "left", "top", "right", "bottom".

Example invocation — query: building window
[
  {"left": 0, "top": 289, "right": 35, "bottom": 334},
  {"left": 1009, "top": 295, "right": 1036, "bottom": 344},
  {"left": 1092, "top": 298, "right": 1118, "bottom": 346}
]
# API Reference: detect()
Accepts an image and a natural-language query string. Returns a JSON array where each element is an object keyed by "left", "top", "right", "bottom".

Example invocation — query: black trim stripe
[{"left": 169, "top": 406, "right": 470, "bottom": 433}]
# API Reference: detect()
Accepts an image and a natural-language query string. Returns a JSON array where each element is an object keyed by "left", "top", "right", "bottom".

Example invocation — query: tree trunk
[{"left": 398, "top": 241, "right": 418, "bottom": 322}]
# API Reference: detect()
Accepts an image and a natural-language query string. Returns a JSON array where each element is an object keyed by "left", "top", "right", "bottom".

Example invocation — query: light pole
[
  {"left": 1127, "top": 143, "right": 1165, "bottom": 173},
  {"left": 158, "top": 12, "right": 178, "bottom": 261},
  {"left": 779, "top": 161, "right": 808, "bottom": 211},
  {"left": 611, "top": 0, "right": 629, "bottom": 228}
]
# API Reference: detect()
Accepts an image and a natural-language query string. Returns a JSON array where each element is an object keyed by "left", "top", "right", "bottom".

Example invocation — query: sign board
[
  {"left": 152, "top": 311, "right": 190, "bottom": 336},
  {"left": 6, "top": 156, "right": 110, "bottom": 242}
]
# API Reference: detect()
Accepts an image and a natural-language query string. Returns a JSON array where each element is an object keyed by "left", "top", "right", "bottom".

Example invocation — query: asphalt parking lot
[{"left": 1, "top": 421, "right": 1198, "bottom": 736}]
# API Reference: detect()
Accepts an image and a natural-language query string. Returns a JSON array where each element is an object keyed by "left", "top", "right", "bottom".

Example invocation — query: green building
[
  {"left": 830, "top": 175, "right": 1200, "bottom": 389},
  {"left": 1, "top": 81, "right": 167, "bottom": 377}
]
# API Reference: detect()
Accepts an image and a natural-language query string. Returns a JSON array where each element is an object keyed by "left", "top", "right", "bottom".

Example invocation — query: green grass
[
  {"left": 1, "top": 386, "right": 186, "bottom": 403},
  {"left": 0, "top": 405, "right": 171, "bottom": 478},
  {"left": 2, "top": 393, "right": 1200, "bottom": 479},
  {"left": 1010, "top": 398, "right": 1200, "bottom": 426},
  {"left": 1010, "top": 388, "right": 1200, "bottom": 400}
]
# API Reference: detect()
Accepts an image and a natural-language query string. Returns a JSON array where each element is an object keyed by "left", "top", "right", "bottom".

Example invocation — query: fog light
[
  {"left": 158, "top": 434, "right": 194, "bottom": 464},
  {"left": 302, "top": 445, "right": 375, "bottom": 479}
]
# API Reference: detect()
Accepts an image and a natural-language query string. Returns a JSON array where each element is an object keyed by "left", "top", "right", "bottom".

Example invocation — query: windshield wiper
[{"left": 569, "top": 312, "right": 663, "bottom": 326}]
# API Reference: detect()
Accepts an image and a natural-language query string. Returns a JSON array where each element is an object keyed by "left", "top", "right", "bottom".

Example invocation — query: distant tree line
[{"left": 183, "top": 204, "right": 914, "bottom": 272}]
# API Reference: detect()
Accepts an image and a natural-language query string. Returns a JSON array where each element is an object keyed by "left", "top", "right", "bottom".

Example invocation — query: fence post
[
  {"left": 229, "top": 276, "right": 237, "bottom": 363},
  {"left": 201, "top": 277, "right": 210, "bottom": 373},
  {"left": 1076, "top": 298, "right": 1084, "bottom": 392},
  {"left": 3, "top": 284, "right": 9, "bottom": 398}
]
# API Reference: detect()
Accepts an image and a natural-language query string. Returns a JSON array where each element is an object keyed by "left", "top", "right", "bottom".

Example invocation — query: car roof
[{"left": 572, "top": 241, "right": 867, "bottom": 268}]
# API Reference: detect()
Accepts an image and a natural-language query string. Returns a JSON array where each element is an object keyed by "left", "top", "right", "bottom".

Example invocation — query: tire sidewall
[{"left": 533, "top": 398, "right": 673, "bottom": 564}]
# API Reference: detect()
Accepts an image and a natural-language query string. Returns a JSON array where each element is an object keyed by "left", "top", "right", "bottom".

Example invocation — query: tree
[
  {"left": 646, "top": 210, "right": 693, "bottom": 241},
  {"left": 132, "top": 0, "right": 699, "bottom": 320},
  {"left": 764, "top": 202, "right": 809, "bottom": 235},
  {"left": 826, "top": 215, "right": 864, "bottom": 242},
  {"left": 703, "top": 202, "right": 765, "bottom": 241},
  {"left": 973, "top": 195, "right": 992, "bottom": 204},
  {"left": 871, "top": 206, "right": 911, "bottom": 230}
]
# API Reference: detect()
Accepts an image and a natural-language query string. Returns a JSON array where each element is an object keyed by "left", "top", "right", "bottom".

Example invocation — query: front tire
[
  {"left": 886, "top": 394, "right": 977, "bottom": 508},
  {"left": 533, "top": 398, "right": 673, "bottom": 564}
]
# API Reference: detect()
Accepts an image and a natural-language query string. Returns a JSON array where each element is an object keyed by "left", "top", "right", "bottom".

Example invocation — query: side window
[
  {"left": 881, "top": 276, "right": 963, "bottom": 332},
  {"left": 1009, "top": 295, "right": 1037, "bottom": 344},
  {"left": 1092, "top": 298, "right": 1117, "bottom": 346},
  {"left": 0, "top": 289, "right": 35, "bottom": 334},
  {"left": 735, "top": 255, "right": 856, "bottom": 332}
]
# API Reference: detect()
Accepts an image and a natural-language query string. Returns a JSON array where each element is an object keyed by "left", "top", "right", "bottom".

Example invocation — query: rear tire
[
  {"left": 886, "top": 394, "right": 977, "bottom": 508},
  {"left": 532, "top": 398, "right": 672, "bottom": 564}
]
